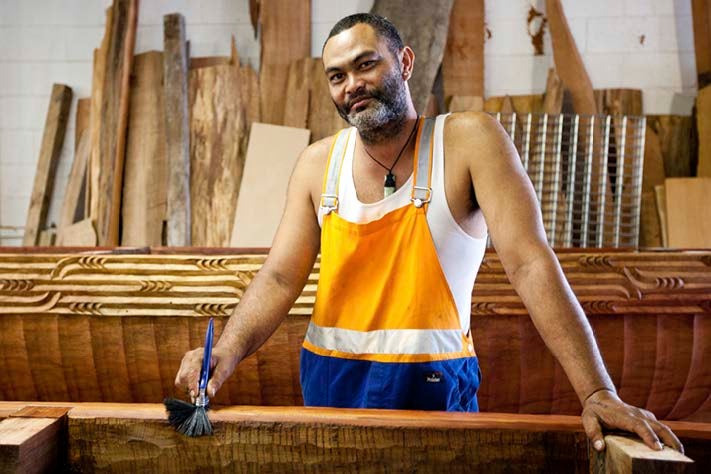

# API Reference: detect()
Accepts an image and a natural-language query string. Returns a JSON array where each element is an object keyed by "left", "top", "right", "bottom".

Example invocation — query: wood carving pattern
[{"left": 0, "top": 250, "right": 708, "bottom": 421}]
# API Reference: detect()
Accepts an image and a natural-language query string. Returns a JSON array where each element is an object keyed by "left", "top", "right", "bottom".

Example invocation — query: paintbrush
[{"left": 164, "top": 317, "right": 215, "bottom": 436}]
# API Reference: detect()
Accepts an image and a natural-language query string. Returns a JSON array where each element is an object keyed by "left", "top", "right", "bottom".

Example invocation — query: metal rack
[{"left": 494, "top": 112, "right": 646, "bottom": 248}]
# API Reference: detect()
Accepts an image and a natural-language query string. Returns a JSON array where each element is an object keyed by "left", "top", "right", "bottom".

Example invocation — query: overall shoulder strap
[
  {"left": 411, "top": 117, "right": 436, "bottom": 208},
  {"left": 319, "top": 128, "right": 351, "bottom": 215}
]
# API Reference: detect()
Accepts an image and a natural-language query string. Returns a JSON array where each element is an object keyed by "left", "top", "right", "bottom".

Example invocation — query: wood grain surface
[{"left": 441, "top": 0, "right": 485, "bottom": 101}]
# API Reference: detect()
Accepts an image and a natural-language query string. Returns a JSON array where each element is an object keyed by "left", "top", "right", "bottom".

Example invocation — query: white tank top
[{"left": 318, "top": 114, "right": 488, "bottom": 332}]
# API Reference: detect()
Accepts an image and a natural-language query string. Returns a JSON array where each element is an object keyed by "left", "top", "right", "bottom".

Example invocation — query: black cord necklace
[{"left": 362, "top": 117, "right": 420, "bottom": 198}]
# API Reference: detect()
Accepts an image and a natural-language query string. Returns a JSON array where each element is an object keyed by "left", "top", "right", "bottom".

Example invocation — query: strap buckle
[
  {"left": 319, "top": 194, "right": 339, "bottom": 214},
  {"left": 411, "top": 186, "right": 432, "bottom": 208}
]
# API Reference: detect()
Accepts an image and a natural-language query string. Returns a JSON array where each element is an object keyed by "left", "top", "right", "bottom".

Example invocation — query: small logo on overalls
[{"left": 425, "top": 371, "right": 442, "bottom": 383}]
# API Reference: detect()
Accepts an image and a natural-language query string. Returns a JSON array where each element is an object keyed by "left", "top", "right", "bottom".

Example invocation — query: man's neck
[{"left": 357, "top": 111, "right": 419, "bottom": 164}]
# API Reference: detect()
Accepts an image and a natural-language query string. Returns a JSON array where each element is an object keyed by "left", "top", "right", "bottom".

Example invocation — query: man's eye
[
  {"left": 360, "top": 61, "right": 375, "bottom": 69},
  {"left": 329, "top": 73, "right": 344, "bottom": 83}
]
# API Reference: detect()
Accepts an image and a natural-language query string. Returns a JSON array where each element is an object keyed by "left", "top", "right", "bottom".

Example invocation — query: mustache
[{"left": 346, "top": 90, "right": 381, "bottom": 112}]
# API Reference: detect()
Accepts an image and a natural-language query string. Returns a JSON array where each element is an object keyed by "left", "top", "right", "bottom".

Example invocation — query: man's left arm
[{"left": 448, "top": 112, "right": 683, "bottom": 453}]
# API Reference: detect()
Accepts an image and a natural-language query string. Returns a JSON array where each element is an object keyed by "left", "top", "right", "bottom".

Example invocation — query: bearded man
[{"left": 176, "top": 13, "right": 682, "bottom": 454}]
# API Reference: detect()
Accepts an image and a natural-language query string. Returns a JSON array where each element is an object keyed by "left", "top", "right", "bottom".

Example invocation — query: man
[{"left": 176, "top": 13, "right": 682, "bottom": 453}]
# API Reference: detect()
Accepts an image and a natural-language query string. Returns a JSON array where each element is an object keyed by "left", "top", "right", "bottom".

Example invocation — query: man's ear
[{"left": 401, "top": 46, "right": 415, "bottom": 80}]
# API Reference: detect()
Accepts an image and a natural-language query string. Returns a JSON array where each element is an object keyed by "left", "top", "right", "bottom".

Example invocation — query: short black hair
[{"left": 324, "top": 13, "right": 404, "bottom": 55}]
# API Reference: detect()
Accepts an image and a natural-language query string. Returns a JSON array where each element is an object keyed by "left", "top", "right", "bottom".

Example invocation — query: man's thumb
[{"left": 583, "top": 412, "right": 605, "bottom": 451}]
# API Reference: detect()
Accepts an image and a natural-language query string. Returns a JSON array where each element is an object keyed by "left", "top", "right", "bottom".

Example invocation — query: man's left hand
[{"left": 581, "top": 389, "right": 684, "bottom": 453}]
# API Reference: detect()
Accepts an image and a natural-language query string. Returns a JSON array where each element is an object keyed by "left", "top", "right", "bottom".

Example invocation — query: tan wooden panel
[
  {"left": 591, "top": 435, "right": 694, "bottom": 474},
  {"left": 23, "top": 84, "right": 72, "bottom": 246},
  {"left": 666, "top": 178, "right": 711, "bottom": 248},
  {"left": 441, "top": 0, "right": 484, "bottom": 100},
  {"left": 371, "top": 0, "right": 454, "bottom": 114},
  {"left": 121, "top": 51, "right": 167, "bottom": 247},
  {"left": 258, "top": 0, "right": 310, "bottom": 125},
  {"left": 231, "top": 124, "right": 310, "bottom": 247},
  {"left": 56, "top": 219, "right": 97, "bottom": 247},
  {"left": 0, "top": 417, "right": 64, "bottom": 473}
]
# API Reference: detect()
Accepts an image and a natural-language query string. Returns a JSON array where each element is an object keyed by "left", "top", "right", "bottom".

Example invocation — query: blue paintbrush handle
[{"left": 198, "top": 318, "right": 214, "bottom": 392}]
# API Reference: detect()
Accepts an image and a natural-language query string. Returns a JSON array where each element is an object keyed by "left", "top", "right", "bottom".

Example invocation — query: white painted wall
[{"left": 0, "top": 0, "right": 698, "bottom": 245}]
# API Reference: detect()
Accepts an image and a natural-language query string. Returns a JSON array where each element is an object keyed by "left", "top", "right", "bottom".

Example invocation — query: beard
[{"left": 334, "top": 68, "right": 409, "bottom": 144}]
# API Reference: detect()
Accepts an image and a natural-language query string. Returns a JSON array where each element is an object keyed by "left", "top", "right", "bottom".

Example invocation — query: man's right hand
[{"left": 174, "top": 345, "right": 240, "bottom": 399}]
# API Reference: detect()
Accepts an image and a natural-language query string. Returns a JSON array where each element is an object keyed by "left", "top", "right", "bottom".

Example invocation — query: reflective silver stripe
[
  {"left": 413, "top": 117, "right": 435, "bottom": 203},
  {"left": 320, "top": 129, "right": 351, "bottom": 211},
  {"left": 305, "top": 321, "right": 463, "bottom": 355}
]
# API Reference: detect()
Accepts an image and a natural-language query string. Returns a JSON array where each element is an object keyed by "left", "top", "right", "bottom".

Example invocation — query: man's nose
[{"left": 344, "top": 74, "right": 365, "bottom": 96}]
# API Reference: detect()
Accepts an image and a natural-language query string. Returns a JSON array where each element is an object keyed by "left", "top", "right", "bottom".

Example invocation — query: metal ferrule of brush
[{"left": 195, "top": 388, "right": 209, "bottom": 408}]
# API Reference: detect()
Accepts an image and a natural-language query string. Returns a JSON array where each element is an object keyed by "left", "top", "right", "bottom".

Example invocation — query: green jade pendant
[{"left": 384, "top": 173, "right": 396, "bottom": 198}]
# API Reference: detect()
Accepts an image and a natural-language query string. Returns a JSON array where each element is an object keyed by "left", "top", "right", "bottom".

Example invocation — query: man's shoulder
[{"left": 444, "top": 111, "right": 501, "bottom": 137}]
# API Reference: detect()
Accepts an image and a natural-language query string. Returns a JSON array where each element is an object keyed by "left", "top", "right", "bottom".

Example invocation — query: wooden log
[
  {"left": 163, "top": 13, "right": 191, "bottom": 247},
  {"left": 230, "top": 124, "right": 310, "bottom": 247},
  {"left": 371, "top": 0, "right": 455, "bottom": 115},
  {"left": 23, "top": 84, "right": 73, "bottom": 246},
  {"left": 88, "top": 7, "right": 114, "bottom": 222},
  {"left": 696, "top": 86, "right": 711, "bottom": 177},
  {"left": 189, "top": 65, "right": 248, "bottom": 246},
  {"left": 441, "top": 0, "right": 485, "bottom": 101},
  {"left": 307, "top": 58, "right": 348, "bottom": 142},
  {"left": 121, "top": 51, "right": 167, "bottom": 247},
  {"left": 258, "top": 0, "right": 310, "bottom": 125},
  {"left": 665, "top": 178, "right": 711, "bottom": 248},
  {"left": 591, "top": 435, "right": 694, "bottom": 473},
  {"left": 692, "top": 0, "right": 711, "bottom": 87},
  {"left": 0, "top": 409, "right": 67, "bottom": 473},
  {"left": 66, "top": 404, "right": 590, "bottom": 473},
  {"left": 96, "top": 0, "right": 138, "bottom": 246}
]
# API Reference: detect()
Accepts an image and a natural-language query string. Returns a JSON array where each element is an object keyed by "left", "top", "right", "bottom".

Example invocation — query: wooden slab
[
  {"left": 189, "top": 56, "right": 230, "bottom": 69},
  {"left": 121, "top": 51, "right": 167, "bottom": 247},
  {"left": 441, "top": 0, "right": 485, "bottom": 101},
  {"left": 230, "top": 124, "right": 310, "bottom": 247},
  {"left": 56, "top": 130, "right": 90, "bottom": 246},
  {"left": 594, "top": 89, "right": 643, "bottom": 116},
  {"left": 189, "top": 65, "right": 248, "bottom": 246},
  {"left": 647, "top": 115, "right": 693, "bottom": 178},
  {"left": 447, "top": 95, "right": 484, "bottom": 112},
  {"left": 0, "top": 416, "right": 65, "bottom": 473},
  {"left": 88, "top": 6, "right": 114, "bottom": 222},
  {"left": 96, "top": 0, "right": 138, "bottom": 246},
  {"left": 655, "top": 185, "right": 669, "bottom": 247},
  {"left": 543, "top": 68, "right": 565, "bottom": 114},
  {"left": 692, "top": 0, "right": 711, "bottom": 87},
  {"left": 258, "top": 0, "right": 310, "bottom": 125},
  {"left": 665, "top": 178, "right": 711, "bottom": 248},
  {"left": 75, "top": 98, "right": 91, "bottom": 154},
  {"left": 639, "top": 125, "right": 665, "bottom": 247},
  {"left": 283, "top": 58, "right": 311, "bottom": 129},
  {"left": 591, "top": 435, "right": 694, "bottom": 473},
  {"left": 546, "top": 0, "right": 596, "bottom": 115},
  {"left": 696, "top": 86, "right": 711, "bottom": 177},
  {"left": 163, "top": 13, "right": 191, "bottom": 247},
  {"left": 23, "top": 84, "right": 73, "bottom": 246},
  {"left": 371, "top": 0, "right": 455, "bottom": 114}
]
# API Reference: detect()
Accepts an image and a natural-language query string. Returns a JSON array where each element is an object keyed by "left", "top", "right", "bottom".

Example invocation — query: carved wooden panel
[{"left": 0, "top": 250, "right": 709, "bottom": 422}]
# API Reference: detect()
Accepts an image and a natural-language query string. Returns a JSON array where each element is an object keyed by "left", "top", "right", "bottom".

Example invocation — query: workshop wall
[{"left": 0, "top": 0, "right": 698, "bottom": 245}]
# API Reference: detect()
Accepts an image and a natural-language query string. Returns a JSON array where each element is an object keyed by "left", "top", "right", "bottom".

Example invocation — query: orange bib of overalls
[{"left": 301, "top": 117, "right": 481, "bottom": 411}]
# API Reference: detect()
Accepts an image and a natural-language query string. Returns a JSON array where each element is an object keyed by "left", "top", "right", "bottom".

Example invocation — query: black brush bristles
[{"left": 164, "top": 397, "right": 213, "bottom": 437}]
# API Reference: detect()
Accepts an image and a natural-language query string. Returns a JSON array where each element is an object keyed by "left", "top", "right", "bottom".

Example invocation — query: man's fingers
[
  {"left": 582, "top": 411, "right": 605, "bottom": 451},
  {"left": 651, "top": 420, "right": 684, "bottom": 454},
  {"left": 628, "top": 419, "right": 662, "bottom": 451},
  {"left": 206, "top": 363, "right": 232, "bottom": 398}
]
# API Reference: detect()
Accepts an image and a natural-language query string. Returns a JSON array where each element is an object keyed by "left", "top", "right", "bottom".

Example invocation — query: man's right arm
[{"left": 174, "top": 140, "right": 326, "bottom": 398}]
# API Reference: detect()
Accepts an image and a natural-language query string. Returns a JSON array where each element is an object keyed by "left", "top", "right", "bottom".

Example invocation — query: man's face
[{"left": 322, "top": 24, "right": 408, "bottom": 132}]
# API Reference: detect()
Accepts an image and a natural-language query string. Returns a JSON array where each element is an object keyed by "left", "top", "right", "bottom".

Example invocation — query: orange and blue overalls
[{"left": 301, "top": 117, "right": 481, "bottom": 411}]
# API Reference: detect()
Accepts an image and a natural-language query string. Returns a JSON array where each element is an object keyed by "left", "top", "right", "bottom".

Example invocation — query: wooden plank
[
  {"left": 696, "top": 86, "right": 711, "bottom": 177},
  {"left": 38, "top": 228, "right": 56, "bottom": 246},
  {"left": 639, "top": 125, "right": 665, "bottom": 247},
  {"left": 56, "top": 218, "right": 97, "bottom": 247},
  {"left": 230, "top": 124, "right": 310, "bottom": 247},
  {"left": 371, "top": 0, "right": 455, "bottom": 115},
  {"left": 23, "top": 84, "right": 73, "bottom": 246},
  {"left": 594, "top": 89, "right": 643, "bottom": 116},
  {"left": 121, "top": 51, "right": 167, "bottom": 247},
  {"left": 88, "top": 6, "right": 114, "bottom": 222},
  {"left": 96, "top": 0, "right": 138, "bottom": 246},
  {"left": 163, "top": 13, "right": 191, "bottom": 246},
  {"left": 189, "top": 65, "right": 248, "bottom": 246},
  {"left": 591, "top": 435, "right": 694, "bottom": 473},
  {"left": 0, "top": 417, "right": 65, "bottom": 473},
  {"left": 258, "top": 0, "right": 310, "bottom": 125},
  {"left": 543, "top": 68, "right": 565, "bottom": 114},
  {"left": 647, "top": 115, "right": 693, "bottom": 178},
  {"left": 655, "top": 184, "right": 669, "bottom": 247},
  {"left": 75, "top": 98, "right": 91, "bottom": 154},
  {"left": 666, "top": 178, "right": 711, "bottom": 248},
  {"left": 447, "top": 95, "right": 483, "bottom": 112},
  {"left": 57, "top": 130, "right": 91, "bottom": 245},
  {"left": 692, "top": 0, "right": 711, "bottom": 87},
  {"left": 307, "top": 58, "right": 348, "bottom": 142},
  {"left": 66, "top": 404, "right": 590, "bottom": 472},
  {"left": 189, "top": 56, "right": 230, "bottom": 69},
  {"left": 441, "top": 0, "right": 485, "bottom": 101},
  {"left": 283, "top": 58, "right": 311, "bottom": 129}
]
